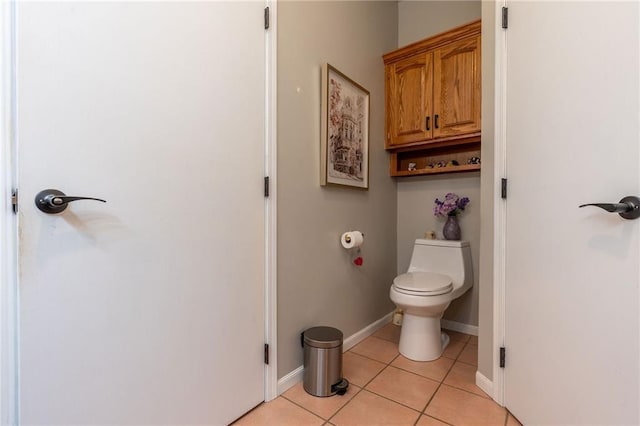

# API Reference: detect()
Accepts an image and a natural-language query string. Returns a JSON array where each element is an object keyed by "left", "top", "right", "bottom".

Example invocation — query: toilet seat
[{"left": 393, "top": 272, "right": 453, "bottom": 296}]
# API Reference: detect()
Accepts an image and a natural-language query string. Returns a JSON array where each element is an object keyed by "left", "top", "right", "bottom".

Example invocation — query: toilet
[{"left": 390, "top": 239, "right": 473, "bottom": 361}]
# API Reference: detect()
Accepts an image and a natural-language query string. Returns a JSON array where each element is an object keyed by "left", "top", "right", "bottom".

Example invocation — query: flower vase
[{"left": 443, "top": 215, "right": 461, "bottom": 240}]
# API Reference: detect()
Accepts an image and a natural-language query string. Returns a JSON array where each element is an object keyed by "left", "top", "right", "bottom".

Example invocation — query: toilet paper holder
[{"left": 343, "top": 233, "right": 364, "bottom": 244}]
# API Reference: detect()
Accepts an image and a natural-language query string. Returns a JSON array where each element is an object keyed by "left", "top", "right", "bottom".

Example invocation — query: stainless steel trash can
[{"left": 302, "top": 326, "right": 349, "bottom": 397}]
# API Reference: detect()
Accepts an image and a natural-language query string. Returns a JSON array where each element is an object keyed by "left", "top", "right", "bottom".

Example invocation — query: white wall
[
  {"left": 396, "top": 1, "right": 481, "bottom": 327},
  {"left": 277, "top": 1, "right": 398, "bottom": 379}
]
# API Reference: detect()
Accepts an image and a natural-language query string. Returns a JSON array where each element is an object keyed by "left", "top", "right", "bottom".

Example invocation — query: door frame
[
  {"left": 0, "top": 1, "right": 279, "bottom": 421},
  {"left": 0, "top": 1, "right": 18, "bottom": 423},
  {"left": 491, "top": 0, "right": 507, "bottom": 407}
]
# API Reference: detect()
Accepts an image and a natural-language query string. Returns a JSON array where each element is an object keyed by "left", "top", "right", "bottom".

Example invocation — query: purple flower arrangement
[{"left": 434, "top": 193, "right": 470, "bottom": 217}]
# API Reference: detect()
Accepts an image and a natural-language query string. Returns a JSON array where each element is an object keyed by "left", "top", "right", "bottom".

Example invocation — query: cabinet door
[
  {"left": 433, "top": 35, "right": 481, "bottom": 138},
  {"left": 386, "top": 53, "right": 433, "bottom": 147}
]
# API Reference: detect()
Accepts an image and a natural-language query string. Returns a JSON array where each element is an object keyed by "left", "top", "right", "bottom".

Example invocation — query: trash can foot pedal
[{"left": 332, "top": 379, "right": 349, "bottom": 396}]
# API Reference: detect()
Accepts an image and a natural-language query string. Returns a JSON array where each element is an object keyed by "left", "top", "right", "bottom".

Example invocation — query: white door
[
  {"left": 16, "top": 2, "right": 266, "bottom": 424},
  {"left": 504, "top": 1, "right": 639, "bottom": 424}
]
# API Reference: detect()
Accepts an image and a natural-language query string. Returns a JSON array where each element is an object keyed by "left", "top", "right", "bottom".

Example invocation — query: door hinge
[
  {"left": 264, "top": 343, "right": 270, "bottom": 364},
  {"left": 501, "top": 178, "right": 508, "bottom": 199},
  {"left": 11, "top": 189, "right": 17, "bottom": 214},
  {"left": 264, "top": 7, "right": 270, "bottom": 30},
  {"left": 500, "top": 347, "right": 506, "bottom": 368},
  {"left": 502, "top": 7, "right": 509, "bottom": 29},
  {"left": 264, "top": 176, "right": 270, "bottom": 197}
]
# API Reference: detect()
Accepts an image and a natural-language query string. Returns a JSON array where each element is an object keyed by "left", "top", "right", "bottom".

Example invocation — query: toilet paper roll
[{"left": 341, "top": 231, "right": 364, "bottom": 249}]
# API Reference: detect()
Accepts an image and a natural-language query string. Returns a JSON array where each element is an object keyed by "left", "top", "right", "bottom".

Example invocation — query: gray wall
[
  {"left": 397, "top": 173, "right": 480, "bottom": 326},
  {"left": 398, "top": 1, "right": 482, "bottom": 46},
  {"left": 277, "top": 1, "right": 398, "bottom": 379},
  {"left": 396, "top": 1, "right": 482, "bottom": 327},
  {"left": 478, "top": 0, "right": 496, "bottom": 382}
]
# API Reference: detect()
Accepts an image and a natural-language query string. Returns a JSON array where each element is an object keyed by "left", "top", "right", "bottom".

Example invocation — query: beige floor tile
[
  {"left": 350, "top": 336, "right": 399, "bottom": 364},
  {"left": 373, "top": 323, "right": 401, "bottom": 344},
  {"left": 365, "top": 366, "right": 439, "bottom": 411},
  {"left": 391, "top": 355, "right": 454, "bottom": 383},
  {"left": 443, "top": 361, "right": 489, "bottom": 398},
  {"left": 415, "top": 415, "right": 450, "bottom": 426},
  {"left": 468, "top": 335, "right": 478, "bottom": 345},
  {"left": 457, "top": 343, "right": 478, "bottom": 366},
  {"left": 507, "top": 412, "right": 523, "bottom": 426},
  {"left": 425, "top": 385, "right": 506, "bottom": 426},
  {"left": 343, "top": 351, "right": 387, "bottom": 387},
  {"left": 443, "top": 329, "right": 471, "bottom": 343},
  {"left": 282, "top": 382, "right": 360, "bottom": 420},
  {"left": 331, "top": 390, "right": 420, "bottom": 426},
  {"left": 233, "top": 397, "right": 324, "bottom": 426},
  {"left": 441, "top": 339, "right": 465, "bottom": 360}
]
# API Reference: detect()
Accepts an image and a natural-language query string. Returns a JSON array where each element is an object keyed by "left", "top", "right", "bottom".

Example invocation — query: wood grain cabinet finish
[
  {"left": 433, "top": 35, "right": 481, "bottom": 138},
  {"left": 383, "top": 20, "right": 481, "bottom": 177},
  {"left": 385, "top": 53, "right": 434, "bottom": 146}
]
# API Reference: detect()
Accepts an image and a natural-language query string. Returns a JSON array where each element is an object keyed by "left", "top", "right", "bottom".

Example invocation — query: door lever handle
[
  {"left": 579, "top": 196, "right": 640, "bottom": 220},
  {"left": 35, "top": 189, "right": 106, "bottom": 214}
]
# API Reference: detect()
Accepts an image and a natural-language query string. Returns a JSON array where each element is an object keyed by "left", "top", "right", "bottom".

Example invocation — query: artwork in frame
[{"left": 320, "top": 63, "right": 370, "bottom": 189}]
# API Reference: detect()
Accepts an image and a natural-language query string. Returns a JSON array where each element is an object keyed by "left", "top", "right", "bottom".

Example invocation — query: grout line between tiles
[
  {"left": 419, "top": 351, "right": 459, "bottom": 414},
  {"left": 329, "top": 333, "right": 480, "bottom": 425},
  {"left": 362, "top": 386, "right": 424, "bottom": 417},
  {"left": 279, "top": 393, "right": 334, "bottom": 423},
  {"left": 346, "top": 349, "right": 400, "bottom": 368},
  {"left": 327, "top": 351, "right": 406, "bottom": 423},
  {"left": 325, "top": 383, "right": 366, "bottom": 423}
]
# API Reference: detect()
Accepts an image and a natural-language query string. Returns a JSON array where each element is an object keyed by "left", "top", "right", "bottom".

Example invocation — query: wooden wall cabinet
[{"left": 383, "top": 20, "right": 481, "bottom": 177}]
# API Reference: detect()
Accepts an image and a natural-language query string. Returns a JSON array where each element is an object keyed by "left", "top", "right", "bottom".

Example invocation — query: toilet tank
[{"left": 407, "top": 239, "right": 472, "bottom": 288}]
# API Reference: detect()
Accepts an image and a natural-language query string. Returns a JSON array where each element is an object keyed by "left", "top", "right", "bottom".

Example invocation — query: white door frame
[
  {"left": 264, "top": 0, "right": 279, "bottom": 404},
  {"left": 0, "top": 1, "right": 279, "bottom": 421},
  {"left": 491, "top": 0, "right": 507, "bottom": 407},
  {"left": 0, "top": 1, "right": 18, "bottom": 423}
]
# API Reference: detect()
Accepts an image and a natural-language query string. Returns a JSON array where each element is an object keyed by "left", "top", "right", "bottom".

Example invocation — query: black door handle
[
  {"left": 579, "top": 196, "right": 640, "bottom": 220},
  {"left": 35, "top": 189, "right": 106, "bottom": 214}
]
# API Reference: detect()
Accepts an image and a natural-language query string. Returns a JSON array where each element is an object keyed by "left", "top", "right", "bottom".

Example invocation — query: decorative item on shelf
[
  {"left": 433, "top": 161, "right": 446, "bottom": 168},
  {"left": 434, "top": 192, "right": 470, "bottom": 241},
  {"left": 424, "top": 230, "right": 436, "bottom": 240},
  {"left": 408, "top": 162, "right": 417, "bottom": 171},
  {"left": 446, "top": 160, "right": 459, "bottom": 167},
  {"left": 467, "top": 156, "right": 481, "bottom": 165}
]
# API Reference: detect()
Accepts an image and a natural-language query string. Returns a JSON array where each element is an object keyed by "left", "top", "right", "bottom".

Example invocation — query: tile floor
[{"left": 234, "top": 324, "right": 522, "bottom": 426}]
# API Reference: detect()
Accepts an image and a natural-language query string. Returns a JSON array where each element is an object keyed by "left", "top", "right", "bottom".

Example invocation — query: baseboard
[
  {"left": 475, "top": 370, "right": 494, "bottom": 399},
  {"left": 441, "top": 319, "right": 478, "bottom": 336},
  {"left": 277, "top": 365, "right": 304, "bottom": 395},
  {"left": 276, "top": 311, "right": 394, "bottom": 395},
  {"left": 342, "top": 311, "right": 394, "bottom": 352}
]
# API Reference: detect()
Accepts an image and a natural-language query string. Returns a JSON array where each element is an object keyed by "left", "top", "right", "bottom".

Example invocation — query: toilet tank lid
[{"left": 415, "top": 239, "right": 469, "bottom": 248}]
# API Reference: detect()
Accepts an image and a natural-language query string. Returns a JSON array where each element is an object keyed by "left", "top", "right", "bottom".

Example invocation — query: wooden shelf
[
  {"left": 393, "top": 163, "right": 480, "bottom": 177},
  {"left": 389, "top": 138, "right": 481, "bottom": 177}
]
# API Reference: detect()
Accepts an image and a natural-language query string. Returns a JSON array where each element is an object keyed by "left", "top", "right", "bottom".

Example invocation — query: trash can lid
[{"left": 303, "top": 326, "right": 343, "bottom": 349}]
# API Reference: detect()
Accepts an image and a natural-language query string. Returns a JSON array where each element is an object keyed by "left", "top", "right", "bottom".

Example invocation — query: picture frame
[{"left": 320, "top": 63, "right": 370, "bottom": 189}]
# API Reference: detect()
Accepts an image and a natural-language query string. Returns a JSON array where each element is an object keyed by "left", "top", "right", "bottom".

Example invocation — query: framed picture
[{"left": 320, "top": 63, "right": 370, "bottom": 189}]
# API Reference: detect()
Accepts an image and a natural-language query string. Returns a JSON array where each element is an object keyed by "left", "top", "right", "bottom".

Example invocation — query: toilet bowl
[{"left": 390, "top": 239, "right": 473, "bottom": 361}]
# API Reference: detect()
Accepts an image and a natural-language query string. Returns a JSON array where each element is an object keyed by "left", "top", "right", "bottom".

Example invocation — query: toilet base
[{"left": 398, "top": 313, "right": 450, "bottom": 361}]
